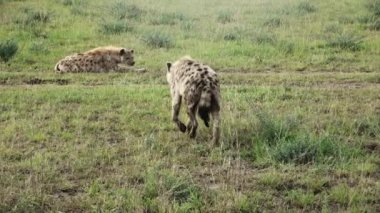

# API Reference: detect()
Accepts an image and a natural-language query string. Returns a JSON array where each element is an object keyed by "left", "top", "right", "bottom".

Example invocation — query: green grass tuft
[
  {"left": 297, "top": 1, "right": 317, "bottom": 14},
  {"left": 29, "top": 41, "right": 49, "bottom": 54},
  {"left": 60, "top": 0, "right": 74, "bottom": 6},
  {"left": 142, "top": 32, "right": 174, "bottom": 48},
  {"left": 142, "top": 170, "right": 203, "bottom": 211},
  {"left": 263, "top": 17, "right": 282, "bottom": 27},
  {"left": 277, "top": 41, "right": 295, "bottom": 55},
  {"left": 217, "top": 11, "right": 234, "bottom": 24},
  {"left": 367, "top": 0, "right": 380, "bottom": 16},
  {"left": 224, "top": 32, "right": 240, "bottom": 41},
  {"left": 369, "top": 18, "right": 380, "bottom": 30},
  {"left": 111, "top": 1, "right": 144, "bottom": 20},
  {"left": 272, "top": 135, "right": 361, "bottom": 164},
  {"left": 181, "top": 21, "right": 194, "bottom": 31},
  {"left": 273, "top": 135, "right": 317, "bottom": 164},
  {"left": 325, "top": 34, "right": 364, "bottom": 51},
  {"left": 286, "top": 190, "right": 316, "bottom": 208},
  {"left": 256, "top": 112, "right": 299, "bottom": 145},
  {"left": 252, "top": 32, "right": 277, "bottom": 44},
  {"left": 99, "top": 20, "right": 133, "bottom": 34},
  {"left": 19, "top": 9, "right": 52, "bottom": 26},
  {"left": 364, "top": 0, "right": 380, "bottom": 30},
  {"left": 67, "top": 0, "right": 88, "bottom": 16},
  {"left": 0, "top": 39, "right": 18, "bottom": 62}
]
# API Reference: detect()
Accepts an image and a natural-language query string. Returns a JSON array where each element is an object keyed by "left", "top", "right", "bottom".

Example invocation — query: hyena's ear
[
  {"left": 166, "top": 62, "right": 172, "bottom": 72},
  {"left": 120, "top": 48, "right": 126, "bottom": 55}
]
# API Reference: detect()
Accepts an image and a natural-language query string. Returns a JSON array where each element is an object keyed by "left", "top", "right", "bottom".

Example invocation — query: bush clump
[{"left": 0, "top": 40, "right": 18, "bottom": 62}]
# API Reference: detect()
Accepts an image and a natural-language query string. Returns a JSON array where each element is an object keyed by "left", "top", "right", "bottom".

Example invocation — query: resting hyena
[
  {"left": 54, "top": 46, "right": 135, "bottom": 73},
  {"left": 166, "top": 56, "right": 221, "bottom": 144}
]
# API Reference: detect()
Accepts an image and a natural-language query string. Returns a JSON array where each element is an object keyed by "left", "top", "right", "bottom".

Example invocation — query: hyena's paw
[
  {"left": 186, "top": 122, "right": 192, "bottom": 134},
  {"left": 178, "top": 122, "right": 187, "bottom": 133},
  {"left": 187, "top": 123, "right": 197, "bottom": 139},
  {"left": 189, "top": 130, "right": 196, "bottom": 139}
]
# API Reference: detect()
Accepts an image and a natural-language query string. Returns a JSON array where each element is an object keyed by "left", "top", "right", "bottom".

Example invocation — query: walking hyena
[{"left": 166, "top": 56, "right": 221, "bottom": 144}]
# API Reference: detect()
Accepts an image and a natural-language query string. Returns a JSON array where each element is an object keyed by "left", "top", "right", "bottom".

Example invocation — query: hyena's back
[{"left": 172, "top": 56, "right": 220, "bottom": 114}]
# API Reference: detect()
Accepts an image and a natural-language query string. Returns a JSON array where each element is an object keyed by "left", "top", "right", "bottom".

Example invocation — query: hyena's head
[
  {"left": 119, "top": 48, "right": 135, "bottom": 66},
  {"left": 166, "top": 62, "right": 172, "bottom": 83}
]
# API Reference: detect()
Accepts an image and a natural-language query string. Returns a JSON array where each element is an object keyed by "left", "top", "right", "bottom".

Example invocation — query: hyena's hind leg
[
  {"left": 210, "top": 92, "right": 221, "bottom": 144},
  {"left": 172, "top": 93, "right": 186, "bottom": 133},
  {"left": 186, "top": 102, "right": 199, "bottom": 139},
  {"left": 211, "top": 110, "right": 221, "bottom": 145}
]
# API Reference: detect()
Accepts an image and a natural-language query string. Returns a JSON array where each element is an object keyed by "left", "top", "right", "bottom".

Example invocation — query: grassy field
[{"left": 0, "top": 0, "right": 379, "bottom": 212}]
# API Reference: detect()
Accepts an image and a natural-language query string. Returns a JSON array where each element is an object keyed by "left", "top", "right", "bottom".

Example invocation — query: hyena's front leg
[
  {"left": 172, "top": 93, "right": 186, "bottom": 133},
  {"left": 115, "top": 64, "right": 132, "bottom": 72},
  {"left": 116, "top": 65, "right": 147, "bottom": 73}
]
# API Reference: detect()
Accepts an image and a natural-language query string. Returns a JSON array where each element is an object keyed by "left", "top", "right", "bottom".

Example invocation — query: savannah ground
[{"left": 0, "top": 0, "right": 379, "bottom": 212}]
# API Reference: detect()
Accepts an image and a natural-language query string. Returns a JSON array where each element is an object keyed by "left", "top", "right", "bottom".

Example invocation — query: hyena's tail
[
  {"left": 198, "top": 90, "right": 220, "bottom": 127},
  {"left": 198, "top": 105, "right": 210, "bottom": 127}
]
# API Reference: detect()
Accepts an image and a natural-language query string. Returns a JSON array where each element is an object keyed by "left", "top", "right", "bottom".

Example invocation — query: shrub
[
  {"left": 0, "top": 40, "right": 18, "bottom": 62},
  {"left": 142, "top": 32, "right": 173, "bottom": 48},
  {"left": 99, "top": 20, "right": 132, "bottom": 34}
]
